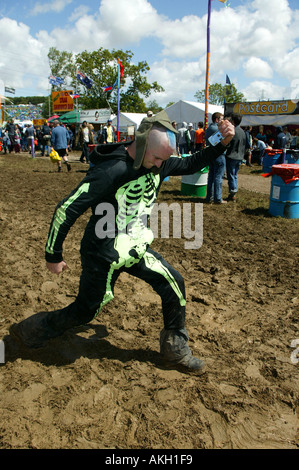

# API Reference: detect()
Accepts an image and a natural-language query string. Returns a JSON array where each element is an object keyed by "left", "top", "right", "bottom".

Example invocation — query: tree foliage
[
  {"left": 194, "top": 82, "right": 245, "bottom": 105},
  {"left": 47, "top": 47, "right": 164, "bottom": 113}
]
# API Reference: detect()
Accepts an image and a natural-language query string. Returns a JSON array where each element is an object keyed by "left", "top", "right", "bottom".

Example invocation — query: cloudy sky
[{"left": 0, "top": 0, "right": 299, "bottom": 107}]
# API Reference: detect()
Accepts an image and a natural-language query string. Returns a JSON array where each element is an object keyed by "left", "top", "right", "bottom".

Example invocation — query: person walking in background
[
  {"left": 177, "top": 122, "right": 189, "bottom": 155},
  {"left": 5, "top": 119, "right": 15, "bottom": 153},
  {"left": 66, "top": 125, "right": 74, "bottom": 153},
  {"left": 14, "top": 124, "right": 21, "bottom": 153},
  {"left": 77, "top": 121, "right": 94, "bottom": 163},
  {"left": 273, "top": 126, "right": 287, "bottom": 150},
  {"left": 194, "top": 121, "right": 204, "bottom": 154},
  {"left": 50, "top": 120, "right": 71, "bottom": 172},
  {"left": 188, "top": 123, "right": 195, "bottom": 152},
  {"left": 101, "top": 119, "right": 116, "bottom": 144},
  {"left": 41, "top": 122, "right": 52, "bottom": 157},
  {"left": 25, "top": 124, "right": 36, "bottom": 154},
  {"left": 224, "top": 113, "right": 246, "bottom": 202},
  {"left": 205, "top": 112, "right": 227, "bottom": 204}
]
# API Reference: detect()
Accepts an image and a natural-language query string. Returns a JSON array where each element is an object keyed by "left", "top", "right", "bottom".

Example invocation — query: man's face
[{"left": 142, "top": 129, "right": 176, "bottom": 170}]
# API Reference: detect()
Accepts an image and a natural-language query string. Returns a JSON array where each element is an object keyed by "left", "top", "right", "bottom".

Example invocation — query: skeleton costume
[{"left": 10, "top": 111, "right": 228, "bottom": 374}]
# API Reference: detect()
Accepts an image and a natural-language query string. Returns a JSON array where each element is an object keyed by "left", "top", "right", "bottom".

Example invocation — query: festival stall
[
  {"left": 165, "top": 100, "right": 224, "bottom": 129},
  {"left": 224, "top": 99, "right": 299, "bottom": 127}
]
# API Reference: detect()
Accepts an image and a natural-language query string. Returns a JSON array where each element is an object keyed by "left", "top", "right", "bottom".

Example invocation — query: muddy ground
[{"left": 0, "top": 151, "right": 298, "bottom": 449}]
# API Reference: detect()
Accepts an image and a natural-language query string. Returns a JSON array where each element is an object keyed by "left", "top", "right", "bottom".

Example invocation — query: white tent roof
[
  {"left": 165, "top": 100, "right": 224, "bottom": 127},
  {"left": 112, "top": 112, "right": 147, "bottom": 132}
]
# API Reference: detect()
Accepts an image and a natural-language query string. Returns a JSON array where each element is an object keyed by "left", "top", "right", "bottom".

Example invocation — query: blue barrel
[
  {"left": 285, "top": 150, "right": 299, "bottom": 165},
  {"left": 262, "top": 149, "right": 283, "bottom": 174},
  {"left": 269, "top": 164, "right": 299, "bottom": 219}
]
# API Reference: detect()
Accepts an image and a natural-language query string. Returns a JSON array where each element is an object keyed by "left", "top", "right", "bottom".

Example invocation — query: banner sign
[
  {"left": 33, "top": 119, "right": 47, "bottom": 126},
  {"left": 52, "top": 91, "right": 74, "bottom": 112},
  {"left": 79, "top": 108, "right": 111, "bottom": 124},
  {"left": 225, "top": 100, "right": 299, "bottom": 116}
]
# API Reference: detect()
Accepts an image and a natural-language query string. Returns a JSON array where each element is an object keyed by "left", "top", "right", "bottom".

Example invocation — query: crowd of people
[
  {"left": 172, "top": 115, "right": 299, "bottom": 204},
  {"left": 1, "top": 115, "right": 299, "bottom": 200},
  {"left": 0, "top": 118, "right": 121, "bottom": 170}
]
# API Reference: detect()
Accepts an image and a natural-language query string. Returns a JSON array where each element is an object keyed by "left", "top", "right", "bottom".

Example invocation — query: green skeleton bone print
[{"left": 113, "top": 172, "right": 160, "bottom": 269}]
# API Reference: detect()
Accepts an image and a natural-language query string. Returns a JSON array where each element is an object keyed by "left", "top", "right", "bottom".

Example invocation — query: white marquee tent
[
  {"left": 164, "top": 100, "right": 224, "bottom": 128},
  {"left": 112, "top": 112, "right": 147, "bottom": 133}
]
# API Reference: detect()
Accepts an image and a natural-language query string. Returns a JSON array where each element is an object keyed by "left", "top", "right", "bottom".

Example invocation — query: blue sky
[{"left": 0, "top": 0, "right": 299, "bottom": 107}]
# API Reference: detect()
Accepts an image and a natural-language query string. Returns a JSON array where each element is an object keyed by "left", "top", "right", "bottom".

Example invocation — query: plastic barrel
[
  {"left": 269, "top": 164, "right": 299, "bottom": 219},
  {"left": 262, "top": 149, "right": 283, "bottom": 174},
  {"left": 181, "top": 166, "right": 209, "bottom": 197},
  {"left": 285, "top": 149, "right": 299, "bottom": 165},
  {"left": 88, "top": 144, "right": 97, "bottom": 153}
]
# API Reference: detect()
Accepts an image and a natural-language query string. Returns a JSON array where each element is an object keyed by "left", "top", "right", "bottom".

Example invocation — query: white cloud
[
  {"left": 0, "top": 18, "right": 49, "bottom": 93},
  {"left": 99, "top": 0, "right": 160, "bottom": 45},
  {"left": 0, "top": 0, "right": 299, "bottom": 106},
  {"left": 243, "top": 57, "right": 273, "bottom": 79},
  {"left": 148, "top": 59, "right": 205, "bottom": 106},
  {"left": 241, "top": 81, "right": 286, "bottom": 102},
  {"left": 31, "top": 0, "right": 73, "bottom": 16},
  {"left": 68, "top": 5, "right": 91, "bottom": 23}
]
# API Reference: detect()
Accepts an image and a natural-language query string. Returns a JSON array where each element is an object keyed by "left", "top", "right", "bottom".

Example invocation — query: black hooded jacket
[{"left": 45, "top": 141, "right": 227, "bottom": 265}]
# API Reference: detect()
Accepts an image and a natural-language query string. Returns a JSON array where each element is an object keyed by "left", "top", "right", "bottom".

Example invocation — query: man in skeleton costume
[{"left": 10, "top": 111, "right": 234, "bottom": 374}]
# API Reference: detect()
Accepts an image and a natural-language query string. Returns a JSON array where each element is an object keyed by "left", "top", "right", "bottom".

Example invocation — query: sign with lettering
[
  {"left": 52, "top": 91, "right": 74, "bottom": 113},
  {"left": 225, "top": 100, "right": 299, "bottom": 116}
]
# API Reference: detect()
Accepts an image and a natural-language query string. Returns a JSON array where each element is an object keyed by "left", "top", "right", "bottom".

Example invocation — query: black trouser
[
  {"left": 80, "top": 142, "right": 90, "bottom": 162},
  {"left": 8, "top": 134, "right": 15, "bottom": 152},
  {"left": 47, "top": 248, "right": 186, "bottom": 335}
]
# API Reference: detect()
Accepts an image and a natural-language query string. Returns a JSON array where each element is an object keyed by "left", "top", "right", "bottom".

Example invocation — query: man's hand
[
  {"left": 46, "top": 261, "right": 68, "bottom": 275},
  {"left": 218, "top": 119, "right": 235, "bottom": 146}
]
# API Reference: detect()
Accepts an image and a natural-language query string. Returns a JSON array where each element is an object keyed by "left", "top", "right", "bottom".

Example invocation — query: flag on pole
[
  {"left": 103, "top": 79, "right": 118, "bottom": 93},
  {"left": 118, "top": 59, "right": 124, "bottom": 79},
  {"left": 223, "top": 74, "right": 232, "bottom": 104},
  {"left": 76, "top": 70, "right": 93, "bottom": 89},
  {"left": 49, "top": 76, "right": 64, "bottom": 86},
  {"left": 69, "top": 93, "right": 80, "bottom": 100},
  {"left": 218, "top": 0, "right": 230, "bottom": 6},
  {"left": 5, "top": 86, "right": 15, "bottom": 94}
]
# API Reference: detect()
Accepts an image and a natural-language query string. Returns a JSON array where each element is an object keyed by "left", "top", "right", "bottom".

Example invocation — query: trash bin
[
  {"left": 88, "top": 144, "right": 97, "bottom": 153},
  {"left": 269, "top": 164, "right": 299, "bottom": 219},
  {"left": 181, "top": 166, "right": 209, "bottom": 197},
  {"left": 285, "top": 149, "right": 299, "bottom": 165},
  {"left": 262, "top": 149, "right": 283, "bottom": 174}
]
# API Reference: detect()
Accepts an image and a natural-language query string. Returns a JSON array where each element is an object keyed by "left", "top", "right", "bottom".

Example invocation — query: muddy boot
[
  {"left": 160, "top": 328, "right": 205, "bottom": 375},
  {"left": 10, "top": 310, "right": 67, "bottom": 349},
  {"left": 226, "top": 192, "right": 236, "bottom": 202}
]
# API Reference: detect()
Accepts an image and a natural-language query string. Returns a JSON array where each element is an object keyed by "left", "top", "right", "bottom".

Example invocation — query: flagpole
[
  {"left": 204, "top": 0, "right": 212, "bottom": 133},
  {"left": 117, "top": 61, "right": 120, "bottom": 142}
]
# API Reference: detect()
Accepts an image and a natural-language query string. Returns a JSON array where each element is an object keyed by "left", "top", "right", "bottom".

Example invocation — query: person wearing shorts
[{"left": 50, "top": 120, "right": 71, "bottom": 172}]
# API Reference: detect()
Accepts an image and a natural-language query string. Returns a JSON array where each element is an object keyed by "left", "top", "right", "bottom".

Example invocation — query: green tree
[
  {"left": 146, "top": 100, "right": 163, "bottom": 114},
  {"left": 194, "top": 82, "right": 245, "bottom": 105},
  {"left": 47, "top": 47, "right": 164, "bottom": 113}
]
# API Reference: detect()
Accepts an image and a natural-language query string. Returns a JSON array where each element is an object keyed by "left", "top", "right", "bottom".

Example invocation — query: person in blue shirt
[
  {"left": 253, "top": 137, "right": 267, "bottom": 165},
  {"left": 51, "top": 121, "right": 71, "bottom": 172}
]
